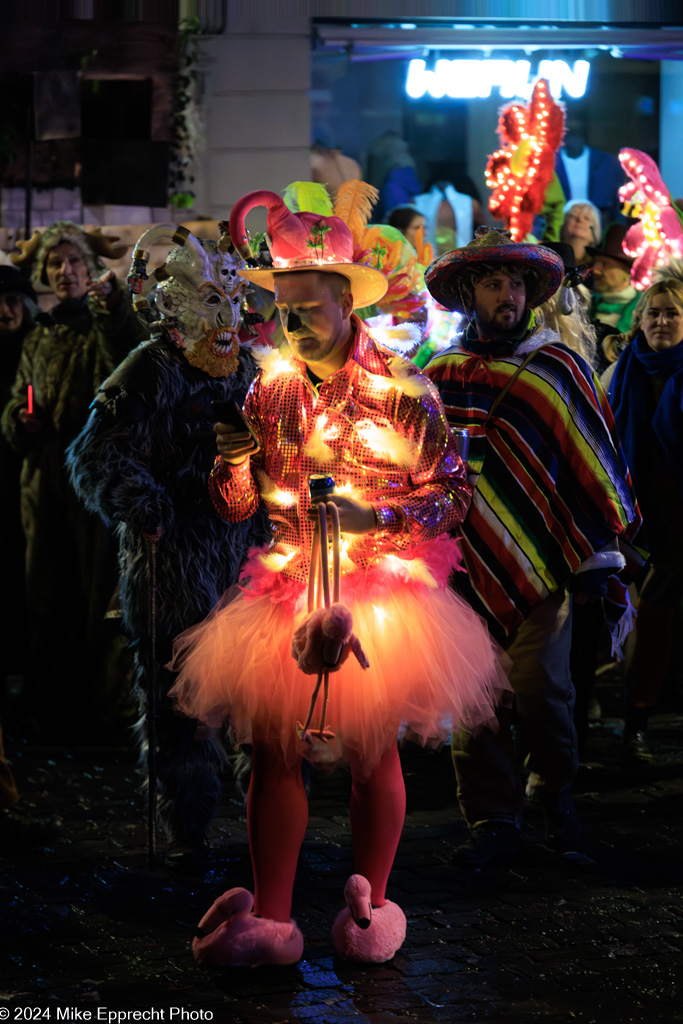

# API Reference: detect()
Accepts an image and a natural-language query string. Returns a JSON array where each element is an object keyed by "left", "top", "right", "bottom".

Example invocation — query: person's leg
[
  {"left": 452, "top": 589, "right": 577, "bottom": 859},
  {"left": 348, "top": 743, "right": 405, "bottom": 907},
  {"left": 510, "top": 590, "right": 580, "bottom": 847},
  {"left": 450, "top": 701, "right": 524, "bottom": 866},
  {"left": 512, "top": 589, "right": 577, "bottom": 796},
  {"left": 248, "top": 740, "right": 308, "bottom": 922},
  {"left": 155, "top": 712, "right": 224, "bottom": 859},
  {"left": 449, "top": 600, "right": 531, "bottom": 864},
  {"left": 570, "top": 600, "right": 605, "bottom": 745},
  {"left": 626, "top": 587, "right": 679, "bottom": 710},
  {"left": 133, "top": 643, "right": 223, "bottom": 866},
  {"left": 451, "top": 703, "right": 523, "bottom": 828},
  {"left": 333, "top": 743, "right": 407, "bottom": 962}
]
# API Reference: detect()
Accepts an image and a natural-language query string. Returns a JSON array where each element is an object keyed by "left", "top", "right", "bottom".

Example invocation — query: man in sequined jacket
[
  {"left": 210, "top": 297, "right": 466, "bottom": 580},
  {"left": 168, "top": 191, "right": 508, "bottom": 968}
]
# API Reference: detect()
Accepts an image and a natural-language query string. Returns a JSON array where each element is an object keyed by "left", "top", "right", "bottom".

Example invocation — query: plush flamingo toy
[{"left": 291, "top": 500, "right": 369, "bottom": 760}]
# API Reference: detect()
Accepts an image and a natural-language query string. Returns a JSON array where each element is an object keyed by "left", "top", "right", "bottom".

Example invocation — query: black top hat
[{"left": 539, "top": 241, "right": 577, "bottom": 272}]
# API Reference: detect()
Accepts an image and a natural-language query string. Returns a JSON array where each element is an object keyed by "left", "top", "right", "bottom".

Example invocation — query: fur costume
[
  {"left": 67, "top": 225, "right": 271, "bottom": 856},
  {"left": 67, "top": 335, "right": 271, "bottom": 850}
]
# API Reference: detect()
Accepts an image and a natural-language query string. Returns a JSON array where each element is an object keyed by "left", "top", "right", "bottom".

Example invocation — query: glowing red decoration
[
  {"left": 618, "top": 148, "right": 683, "bottom": 290},
  {"left": 485, "top": 78, "right": 565, "bottom": 241}
]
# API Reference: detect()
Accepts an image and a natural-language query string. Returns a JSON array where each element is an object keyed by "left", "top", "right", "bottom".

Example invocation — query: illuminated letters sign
[{"left": 405, "top": 58, "right": 590, "bottom": 101}]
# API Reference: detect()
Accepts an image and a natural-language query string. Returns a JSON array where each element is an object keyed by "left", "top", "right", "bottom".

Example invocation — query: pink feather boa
[{"left": 238, "top": 534, "right": 463, "bottom": 613}]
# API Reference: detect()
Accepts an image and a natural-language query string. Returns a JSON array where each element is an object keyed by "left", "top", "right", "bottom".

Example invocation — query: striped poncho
[{"left": 426, "top": 329, "right": 641, "bottom": 641}]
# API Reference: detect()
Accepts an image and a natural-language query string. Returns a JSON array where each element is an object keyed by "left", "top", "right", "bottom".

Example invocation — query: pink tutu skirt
[{"left": 168, "top": 537, "right": 510, "bottom": 770}]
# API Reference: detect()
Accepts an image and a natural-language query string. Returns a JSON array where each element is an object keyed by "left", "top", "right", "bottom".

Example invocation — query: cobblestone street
[{"left": 1, "top": 670, "right": 682, "bottom": 1024}]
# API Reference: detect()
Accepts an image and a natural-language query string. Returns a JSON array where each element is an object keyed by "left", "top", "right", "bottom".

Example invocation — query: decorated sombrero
[
  {"left": 425, "top": 228, "right": 564, "bottom": 314},
  {"left": 228, "top": 187, "right": 388, "bottom": 309}
]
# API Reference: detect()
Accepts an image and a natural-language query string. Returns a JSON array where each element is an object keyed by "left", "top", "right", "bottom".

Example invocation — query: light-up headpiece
[
  {"left": 485, "top": 78, "right": 565, "bottom": 242},
  {"left": 618, "top": 148, "right": 683, "bottom": 291},
  {"left": 228, "top": 187, "right": 388, "bottom": 309}
]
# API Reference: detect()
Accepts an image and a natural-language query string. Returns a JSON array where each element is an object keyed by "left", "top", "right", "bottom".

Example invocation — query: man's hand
[
  {"left": 215, "top": 421, "right": 258, "bottom": 465},
  {"left": 17, "top": 407, "right": 42, "bottom": 434},
  {"left": 88, "top": 270, "right": 122, "bottom": 310},
  {"left": 307, "top": 494, "right": 377, "bottom": 535}
]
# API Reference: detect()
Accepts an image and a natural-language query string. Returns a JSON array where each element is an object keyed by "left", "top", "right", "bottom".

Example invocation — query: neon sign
[{"left": 405, "top": 58, "right": 590, "bottom": 101}]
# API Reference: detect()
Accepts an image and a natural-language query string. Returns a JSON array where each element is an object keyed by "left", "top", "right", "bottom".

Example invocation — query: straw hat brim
[
  {"left": 238, "top": 262, "right": 388, "bottom": 310},
  {"left": 425, "top": 242, "right": 564, "bottom": 313}
]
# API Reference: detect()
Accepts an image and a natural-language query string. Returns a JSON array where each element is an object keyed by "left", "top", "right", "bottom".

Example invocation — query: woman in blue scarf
[{"left": 608, "top": 278, "right": 683, "bottom": 760}]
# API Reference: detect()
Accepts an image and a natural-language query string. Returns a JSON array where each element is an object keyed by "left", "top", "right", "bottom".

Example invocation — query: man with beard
[
  {"left": 424, "top": 229, "right": 640, "bottom": 866},
  {"left": 67, "top": 223, "right": 272, "bottom": 868}
]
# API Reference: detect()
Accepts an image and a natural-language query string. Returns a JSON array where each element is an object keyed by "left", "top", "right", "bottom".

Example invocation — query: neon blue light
[{"left": 405, "top": 58, "right": 590, "bottom": 100}]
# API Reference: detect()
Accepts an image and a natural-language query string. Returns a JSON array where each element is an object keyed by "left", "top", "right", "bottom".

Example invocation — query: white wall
[{"left": 194, "top": 8, "right": 311, "bottom": 225}]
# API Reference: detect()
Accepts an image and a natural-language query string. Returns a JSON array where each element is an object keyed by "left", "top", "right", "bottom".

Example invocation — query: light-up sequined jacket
[{"left": 208, "top": 314, "right": 470, "bottom": 583}]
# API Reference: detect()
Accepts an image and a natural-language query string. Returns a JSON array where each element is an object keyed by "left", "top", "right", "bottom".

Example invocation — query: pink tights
[{"left": 247, "top": 741, "right": 405, "bottom": 922}]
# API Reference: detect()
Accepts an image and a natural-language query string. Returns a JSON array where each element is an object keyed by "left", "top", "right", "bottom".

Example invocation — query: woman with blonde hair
[
  {"left": 560, "top": 200, "right": 601, "bottom": 267},
  {"left": 607, "top": 276, "right": 683, "bottom": 759},
  {"left": 601, "top": 274, "right": 683, "bottom": 387}
]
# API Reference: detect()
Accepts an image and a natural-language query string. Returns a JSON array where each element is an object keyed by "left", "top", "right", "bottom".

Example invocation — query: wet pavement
[{"left": 1, "top": 668, "right": 682, "bottom": 1024}]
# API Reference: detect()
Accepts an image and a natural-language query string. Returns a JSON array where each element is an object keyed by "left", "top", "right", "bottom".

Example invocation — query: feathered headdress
[
  {"left": 354, "top": 224, "right": 428, "bottom": 322},
  {"left": 227, "top": 180, "right": 387, "bottom": 309},
  {"left": 333, "top": 180, "right": 378, "bottom": 249}
]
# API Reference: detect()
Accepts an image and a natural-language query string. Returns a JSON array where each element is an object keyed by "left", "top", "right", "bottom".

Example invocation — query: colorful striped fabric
[{"left": 426, "top": 337, "right": 641, "bottom": 640}]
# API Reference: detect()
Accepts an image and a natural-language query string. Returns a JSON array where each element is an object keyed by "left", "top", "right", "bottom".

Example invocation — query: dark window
[{"left": 80, "top": 77, "right": 168, "bottom": 206}]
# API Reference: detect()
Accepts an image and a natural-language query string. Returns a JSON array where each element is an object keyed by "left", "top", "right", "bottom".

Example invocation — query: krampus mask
[{"left": 128, "top": 224, "right": 249, "bottom": 377}]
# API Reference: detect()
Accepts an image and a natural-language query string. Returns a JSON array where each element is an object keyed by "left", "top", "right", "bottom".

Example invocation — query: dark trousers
[{"left": 452, "top": 589, "right": 577, "bottom": 827}]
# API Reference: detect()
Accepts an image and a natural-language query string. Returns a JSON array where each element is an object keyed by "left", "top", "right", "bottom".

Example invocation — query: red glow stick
[{"left": 27, "top": 384, "right": 33, "bottom": 415}]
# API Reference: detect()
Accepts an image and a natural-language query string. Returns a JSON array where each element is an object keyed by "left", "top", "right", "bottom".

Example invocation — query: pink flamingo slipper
[
  {"left": 332, "top": 874, "right": 406, "bottom": 963},
  {"left": 192, "top": 887, "right": 304, "bottom": 967}
]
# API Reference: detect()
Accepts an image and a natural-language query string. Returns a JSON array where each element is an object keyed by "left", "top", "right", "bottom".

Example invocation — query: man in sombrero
[
  {"left": 167, "top": 191, "right": 509, "bottom": 966},
  {"left": 424, "top": 229, "right": 640, "bottom": 867}
]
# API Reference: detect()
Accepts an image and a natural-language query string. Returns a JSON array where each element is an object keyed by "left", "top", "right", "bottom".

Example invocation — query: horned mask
[{"left": 127, "top": 224, "right": 250, "bottom": 377}]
